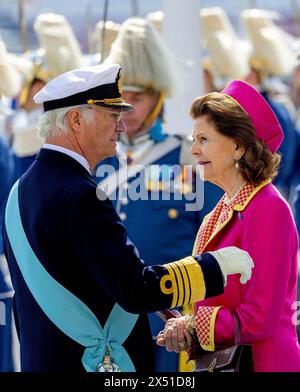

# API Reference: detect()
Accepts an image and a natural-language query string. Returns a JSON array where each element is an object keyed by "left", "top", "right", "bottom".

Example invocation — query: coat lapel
[{"left": 193, "top": 179, "right": 271, "bottom": 254}]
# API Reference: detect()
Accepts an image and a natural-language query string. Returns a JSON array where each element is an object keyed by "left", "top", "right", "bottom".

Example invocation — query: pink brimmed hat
[{"left": 221, "top": 80, "right": 283, "bottom": 152}]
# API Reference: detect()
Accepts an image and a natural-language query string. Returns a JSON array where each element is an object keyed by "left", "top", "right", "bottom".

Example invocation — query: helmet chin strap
[{"left": 140, "top": 91, "right": 164, "bottom": 131}]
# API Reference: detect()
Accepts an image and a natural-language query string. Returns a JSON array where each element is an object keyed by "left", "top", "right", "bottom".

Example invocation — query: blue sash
[{"left": 5, "top": 180, "right": 138, "bottom": 372}]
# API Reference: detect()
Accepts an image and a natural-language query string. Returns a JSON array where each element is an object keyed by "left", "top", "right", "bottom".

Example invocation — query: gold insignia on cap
[
  {"left": 87, "top": 98, "right": 125, "bottom": 106},
  {"left": 160, "top": 256, "right": 206, "bottom": 308}
]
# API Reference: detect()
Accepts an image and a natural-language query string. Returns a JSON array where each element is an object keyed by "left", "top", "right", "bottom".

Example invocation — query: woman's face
[{"left": 190, "top": 115, "right": 238, "bottom": 186}]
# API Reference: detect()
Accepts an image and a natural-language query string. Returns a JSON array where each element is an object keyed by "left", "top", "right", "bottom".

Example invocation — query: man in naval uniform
[
  {"left": 10, "top": 60, "right": 48, "bottom": 179},
  {"left": 3, "top": 64, "right": 253, "bottom": 372},
  {"left": 95, "top": 17, "right": 224, "bottom": 371}
]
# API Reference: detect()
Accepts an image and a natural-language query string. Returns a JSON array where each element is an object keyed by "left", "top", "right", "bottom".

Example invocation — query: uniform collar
[
  {"left": 36, "top": 148, "right": 93, "bottom": 180},
  {"left": 119, "top": 119, "right": 166, "bottom": 147},
  {"left": 43, "top": 143, "right": 91, "bottom": 174},
  {"left": 120, "top": 130, "right": 150, "bottom": 147}
]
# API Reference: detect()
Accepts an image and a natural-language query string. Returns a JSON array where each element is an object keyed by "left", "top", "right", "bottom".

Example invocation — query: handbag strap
[{"left": 233, "top": 313, "right": 241, "bottom": 344}]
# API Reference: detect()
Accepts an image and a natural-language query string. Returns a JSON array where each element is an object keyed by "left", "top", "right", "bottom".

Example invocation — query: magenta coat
[{"left": 195, "top": 181, "right": 300, "bottom": 372}]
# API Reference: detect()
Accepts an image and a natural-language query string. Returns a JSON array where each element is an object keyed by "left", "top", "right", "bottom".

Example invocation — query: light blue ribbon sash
[{"left": 5, "top": 180, "right": 138, "bottom": 372}]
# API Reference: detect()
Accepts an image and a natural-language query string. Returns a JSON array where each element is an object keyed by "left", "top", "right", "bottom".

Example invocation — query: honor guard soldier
[
  {"left": 94, "top": 17, "right": 224, "bottom": 372},
  {"left": 241, "top": 8, "right": 300, "bottom": 199},
  {"left": 3, "top": 63, "right": 253, "bottom": 372},
  {"left": 0, "top": 36, "right": 21, "bottom": 371},
  {"left": 10, "top": 60, "right": 48, "bottom": 178}
]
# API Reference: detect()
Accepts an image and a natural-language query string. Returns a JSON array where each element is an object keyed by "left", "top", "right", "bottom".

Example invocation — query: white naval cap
[{"left": 33, "top": 63, "right": 133, "bottom": 112}]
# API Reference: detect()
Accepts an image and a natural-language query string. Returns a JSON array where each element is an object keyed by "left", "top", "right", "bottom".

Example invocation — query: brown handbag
[{"left": 189, "top": 315, "right": 254, "bottom": 373}]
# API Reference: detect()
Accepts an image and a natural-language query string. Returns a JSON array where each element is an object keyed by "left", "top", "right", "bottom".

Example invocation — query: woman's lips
[{"left": 198, "top": 161, "right": 210, "bottom": 165}]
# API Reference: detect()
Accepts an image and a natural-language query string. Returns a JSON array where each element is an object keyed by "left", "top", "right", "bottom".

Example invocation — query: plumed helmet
[
  {"left": 241, "top": 8, "right": 295, "bottom": 76},
  {"left": 34, "top": 13, "right": 86, "bottom": 78},
  {"left": 200, "top": 7, "right": 251, "bottom": 89},
  {"left": 146, "top": 11, "right": 164, "bottom": 34},
  {"left": 94, "top": 20, "right": 120, "bottom": 61},
  {"left": 0, "top": 38, "right": 22, "bottom": 97},
  {"left": 105, "top": 17, "right": 182, "bottom": 98}
]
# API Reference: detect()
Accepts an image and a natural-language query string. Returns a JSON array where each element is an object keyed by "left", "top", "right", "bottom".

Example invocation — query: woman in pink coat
[{"left": 157, "top": 80, "right": 300, "bottom": 372}]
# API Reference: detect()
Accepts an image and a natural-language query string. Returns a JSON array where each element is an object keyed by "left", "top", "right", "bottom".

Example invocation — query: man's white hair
[{"left": 38, "top": 105, "right": 94, "bottom": 138}]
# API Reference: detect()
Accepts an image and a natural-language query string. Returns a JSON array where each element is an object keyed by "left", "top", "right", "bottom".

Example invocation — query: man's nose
[{"left": 116, "top": 119, "right": 127, "bottom": 133}]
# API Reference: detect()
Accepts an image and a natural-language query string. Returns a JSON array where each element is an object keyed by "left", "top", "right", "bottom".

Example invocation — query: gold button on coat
[{"left": 168, "top": 208, "right": 179, "bottom": 219}]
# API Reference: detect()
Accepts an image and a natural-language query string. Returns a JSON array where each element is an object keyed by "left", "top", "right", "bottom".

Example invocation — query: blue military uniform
[
  {"left": 3, "top": 148, "right": 225, "bottom": 372},
  {"left": 0, "top": 135, "right": 17, "bottom": 371},
  {"left": 10, "top": 108, "right": 44, "bottom": 179},
  {"left": 94, "top": 120, "right": 223, "bottom": 371}
]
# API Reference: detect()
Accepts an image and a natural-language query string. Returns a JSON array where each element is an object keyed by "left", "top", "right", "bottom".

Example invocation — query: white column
[{"left": 162, "top": 0, "right": 204, "bottom": 136}]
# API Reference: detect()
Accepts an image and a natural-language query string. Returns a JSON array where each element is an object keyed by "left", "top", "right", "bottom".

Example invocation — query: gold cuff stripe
[
  {"left": 160, "top": 256, "right": 206, "bottom": 308},
  {"left": 183, "top": 256, "right": 206, "bottom": 303},
  {"left": 170, "top": 263, "right": 180, "bottom": 308},
  {"left": 175, "top": 261, "right": 191, "bottom": 305},
  {"left": 171, "top": 262, "right": 186, "bottom": 307},
  {"left": 160, "top": 263, "right": 178, "bottom": 308}
]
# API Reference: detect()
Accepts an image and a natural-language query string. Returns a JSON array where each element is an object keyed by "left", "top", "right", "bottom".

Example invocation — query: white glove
[{"left": 208, "top": 246, "right": 254, "bottom": 286}]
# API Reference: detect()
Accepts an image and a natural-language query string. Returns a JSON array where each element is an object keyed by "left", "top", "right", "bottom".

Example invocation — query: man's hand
[{"left": 208, "top": 246, "right": 254, "bottom": 285}]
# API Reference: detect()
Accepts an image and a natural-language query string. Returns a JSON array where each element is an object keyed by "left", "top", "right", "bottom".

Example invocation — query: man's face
[
  {"left": 122, "top": 91, "right": 157, "bottom": 138},
  {"left": 78, "top": 106, "right": 126, "bottom": 167}
]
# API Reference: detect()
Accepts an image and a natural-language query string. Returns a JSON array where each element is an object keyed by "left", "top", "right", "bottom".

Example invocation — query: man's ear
[{"left": 67, "top": 109, "right": 83, "bottom": 134}]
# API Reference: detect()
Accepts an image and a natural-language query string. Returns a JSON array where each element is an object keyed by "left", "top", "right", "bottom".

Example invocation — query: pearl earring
[{"left": 235, "top": 158, "right": 239, "bottom": 170}]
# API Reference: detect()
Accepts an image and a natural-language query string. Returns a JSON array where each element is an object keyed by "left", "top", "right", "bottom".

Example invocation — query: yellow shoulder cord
[{"left": 141, "top": 91, "right": 164, "bottom": 130}]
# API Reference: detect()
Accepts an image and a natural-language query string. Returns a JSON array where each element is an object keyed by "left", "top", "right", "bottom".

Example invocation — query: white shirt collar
[{"left": 43, "top": 143, "right": 91, "bottom": 174}]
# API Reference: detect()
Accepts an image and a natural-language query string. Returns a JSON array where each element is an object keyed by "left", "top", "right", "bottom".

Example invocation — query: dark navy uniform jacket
[{"left": 3, "top": 148, "right": 224, "bottom": 372}]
